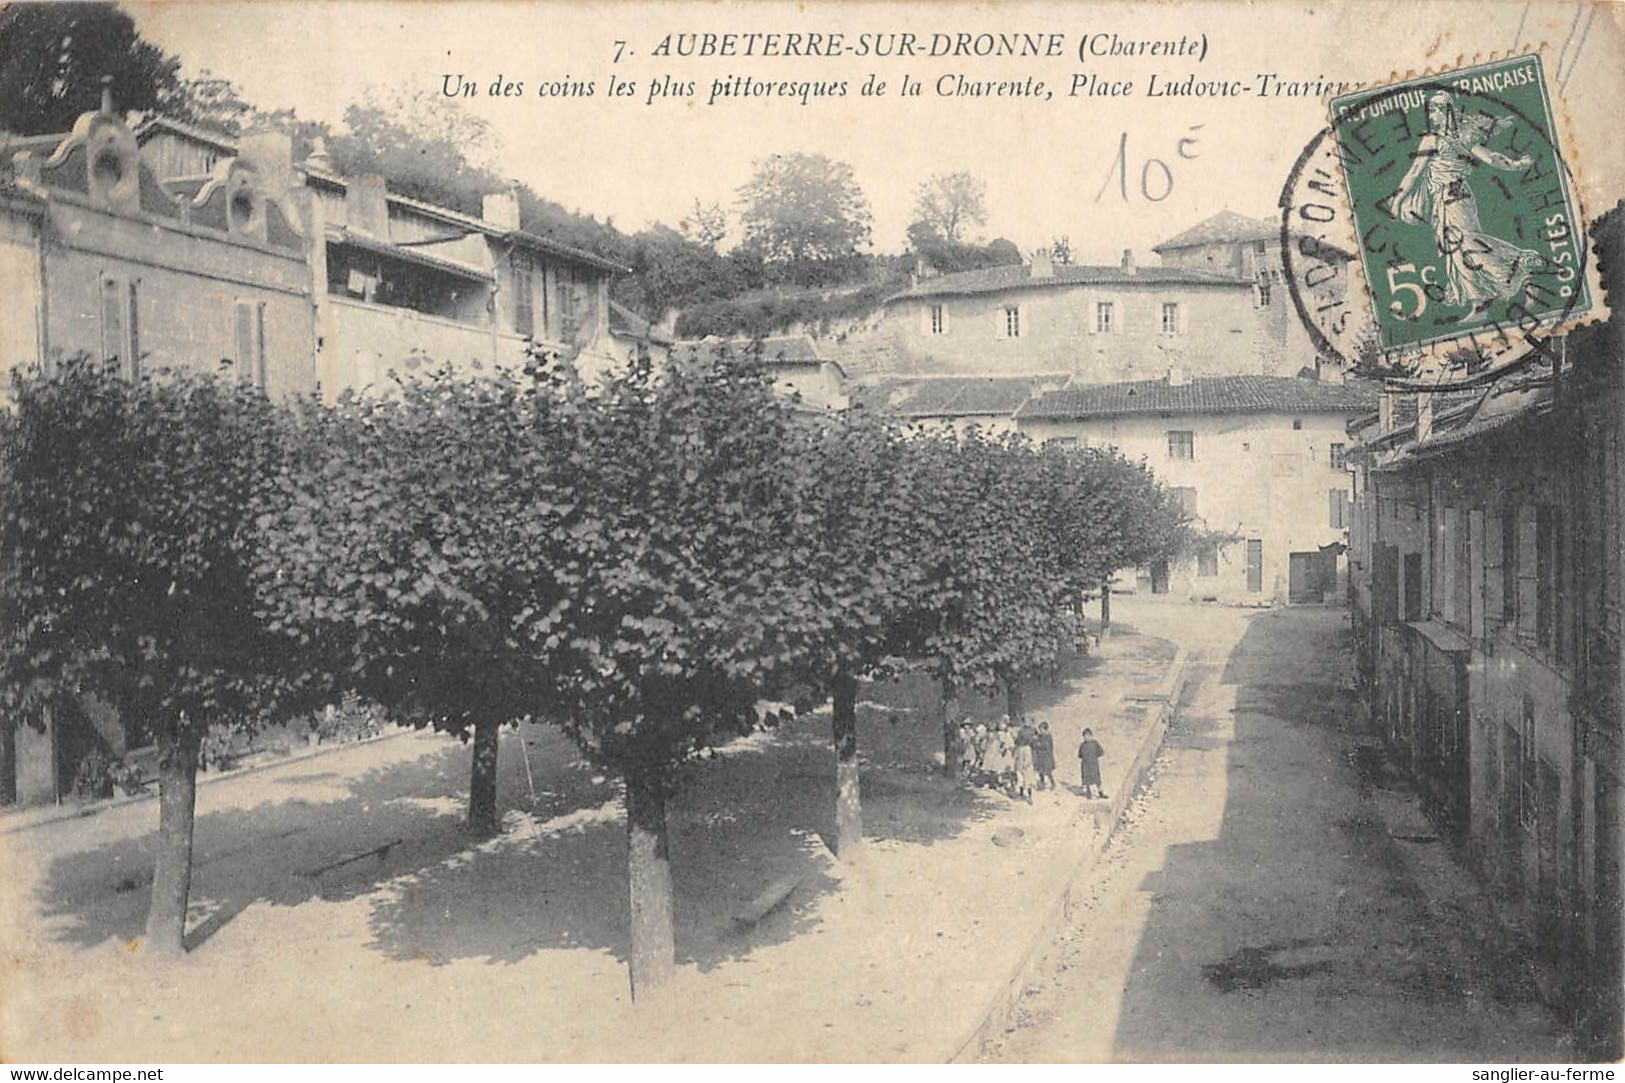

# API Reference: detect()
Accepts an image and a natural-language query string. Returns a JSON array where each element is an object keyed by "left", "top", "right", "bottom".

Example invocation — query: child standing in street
[
  {"left": 1033, "top": 720, "right": 1056, "bottom": 791},
  {"left": 1077, "top": 728, "right": 1106, "bottom": 799}
]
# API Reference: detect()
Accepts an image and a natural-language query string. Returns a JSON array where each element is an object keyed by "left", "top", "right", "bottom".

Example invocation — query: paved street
[{"left": 983, "top": 603, "right": 1570, "bottom": 1063}]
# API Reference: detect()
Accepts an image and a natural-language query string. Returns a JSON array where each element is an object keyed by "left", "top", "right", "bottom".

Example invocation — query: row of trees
[{"left": 0, "top": 348, "right": 1186, "bottom": 995}]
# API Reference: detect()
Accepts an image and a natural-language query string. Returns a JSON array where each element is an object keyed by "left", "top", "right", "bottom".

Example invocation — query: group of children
[{"left": 956, "top": 717, "right": 1108, "bottom": 802}]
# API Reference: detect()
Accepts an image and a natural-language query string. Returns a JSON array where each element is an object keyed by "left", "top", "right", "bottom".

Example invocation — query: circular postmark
[{"left": 1279, "top": 59, "right": 1592, "bottom": 383}]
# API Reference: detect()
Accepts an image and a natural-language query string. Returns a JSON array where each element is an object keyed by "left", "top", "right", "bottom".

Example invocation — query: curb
[
  {"left": 0, "top": 727, "right": 415, "bottom": 837},
  {"left": 948, "top": 647, "right": 1190, "bottom": 1063}
]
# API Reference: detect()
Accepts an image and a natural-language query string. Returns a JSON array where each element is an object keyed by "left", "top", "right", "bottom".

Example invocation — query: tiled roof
[
  {"left": 1152, "top": 211, "right": 1277, "bottom": 252},
  {"left": 852, "top": 376, "right": 1060, "bottom": 418},
  {"left": 889, "top": 262, "right": 1246, "bottom": 301},
  {"left": 675, "top": 334, "right": 825, "bottom": 367},
  {"left": 1016, "top": 374, "right": 1378, "bottom": 420}
]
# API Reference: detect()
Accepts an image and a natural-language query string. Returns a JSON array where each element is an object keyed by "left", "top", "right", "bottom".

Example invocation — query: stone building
[
  {"left": 1016, "top": 372, "right": 1375, "bottom": 604},
  {"left": 0, "top": 92, "right": 317, "bottom": 396},
  {"left": 869, "top": 211, "right": 1349, "bottom": 382},
  {"left": 1344, "top": 207, "right": 1622, "bottom": 1056}
]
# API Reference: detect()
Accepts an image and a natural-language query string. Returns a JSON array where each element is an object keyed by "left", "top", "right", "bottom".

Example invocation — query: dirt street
[{"left": 982, "top": 602, "right": 1570, "bottom": 1063}]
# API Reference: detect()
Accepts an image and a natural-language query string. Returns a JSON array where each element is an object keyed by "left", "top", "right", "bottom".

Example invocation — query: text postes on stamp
[{"left": 1282, "top": 53, "right": 1604, "bottom": 381}]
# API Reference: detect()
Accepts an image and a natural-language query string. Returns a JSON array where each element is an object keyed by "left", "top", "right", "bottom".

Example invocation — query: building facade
[
  {"left": 870, "top": 212, "right": 1350, "bottom": 382},
  {"left": 0, "top": 103, "right": 626, "bottom": 404},
  {"left": 1345, "top": 208, "right": 1622, "bottom": 1055},
  {"left": 1, "top": 100, "right": 317, "bottom": 397},
  {"left": 1017, "top": 373, "right": 1375, "bottom": 605}
]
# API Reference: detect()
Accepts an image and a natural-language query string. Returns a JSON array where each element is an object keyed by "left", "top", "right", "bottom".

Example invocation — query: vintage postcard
[{"left": 0, "top": 0, "right": 1621, "bottom": 1069}]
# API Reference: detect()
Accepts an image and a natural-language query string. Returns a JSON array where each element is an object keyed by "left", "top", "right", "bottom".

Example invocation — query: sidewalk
[{"left": 0, "top": 619, "right": 1184, "bottom": 1063}]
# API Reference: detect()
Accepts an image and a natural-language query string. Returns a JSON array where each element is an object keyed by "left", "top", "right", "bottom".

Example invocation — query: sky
[{"left": 127, "top": 0, "right": 1625, "bottom": 266}]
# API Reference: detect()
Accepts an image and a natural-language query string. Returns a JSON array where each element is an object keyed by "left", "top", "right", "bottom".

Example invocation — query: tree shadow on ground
[
  {"left": 363, "top": 716, "right": 1007, "bottom": 973},
  {"left": 1107, "top": 609, "right": 1557, "bottom": 1062},
  {"left": 30, "top": 735, "right": 566, "bottom": 953}
]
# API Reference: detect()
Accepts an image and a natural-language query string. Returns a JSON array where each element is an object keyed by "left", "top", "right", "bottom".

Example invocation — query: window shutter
[
  {"left": 941, "top": 305, "right": 950, "bottom": 334},
  {"left": 920, "top": 304, "right": 931, "bottom": 336},
  {"left": 1516, "top": 504, "right": 1539, "bottom": 637},
  {"left": 100, "top": 277, "right": 124, "bottom": 370},
  {"left": 1484, "top": 511, "right": 1504, "bottom": 623},
  {"left": 1018, "top": 304, "right": 1026, "bottom": 338},
  {"left": 1468, "top": 509, "right": 1485, "bottom": 640},
  {"left": 126, "top": 280, "right": 141, "bottom": 379},
  {"left": 234, "top": 300, "right": 255, "bottom": 383},
  {"left": 255, "top": 302, "right": 268, "bottom": 390},
  {"left": 1329, "top": 489, "right": 1345, "bottom": 530}
]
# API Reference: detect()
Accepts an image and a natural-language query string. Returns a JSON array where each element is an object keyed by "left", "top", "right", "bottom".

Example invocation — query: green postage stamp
[{"left": 1327, "top": 53, "right": 1595, "bottom": 358}]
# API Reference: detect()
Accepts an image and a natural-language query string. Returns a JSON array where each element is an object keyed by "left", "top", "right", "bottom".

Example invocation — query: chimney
[
  {"left": 1121, "top": 248, "right": 1137, "bottom": 275},
  {"left": 303, "top": 135, "right": 335, "bottom": 174},
  {"left": 1416, "top": 391, "right": 1434, "bottom": 442},
  {"left": 1378, "top": 389, "right": 1395, "bottom": 433},
  {"left": 100, "top": 76, "right": 114, "bottom": 116},
  {"left": 482, "top": 182, "right": 521, "bottom": 231},
  {"left": 1030, "top": 247, "right": 1054, "bottom": 279},
  {"left": 346, "top": 174, "right": 389, "bottom": 238},
  {"left": 1167, "top": 365, "right": 1188, "bottom": 387},
  {"left": 239, "top": 129, "right": 294, "bottom": 192}
]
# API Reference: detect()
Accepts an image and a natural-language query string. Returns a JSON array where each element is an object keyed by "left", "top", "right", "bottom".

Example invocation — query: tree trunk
[
  {"left": 1100, "top": 577, "right": 1112, "bottom": 638},
  {"left": 1006, "top": 674, "right": 1025, "bottom": 720},
  {"left": 625, "top": 767, "right": 676, "bottom": 1002},
  {"left": 831, "top": 669, "right": 863, "bottom": 860},
  {"left": 940, "top": 675, "right": 960, "bottom": 779},
  {"left": 0, "top": 714, "right": 15, "bottom": 807},
  {"left": 145, "top": 724, "right": 201, "bottom": 958},
  {"left": 467, "top": 716, "right": 500, "bottom": 836}
]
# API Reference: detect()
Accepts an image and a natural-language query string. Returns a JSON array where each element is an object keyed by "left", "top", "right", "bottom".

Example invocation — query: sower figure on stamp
[
  {"left": 1077, "top": 728, "right": 1106, "bottom": 799},
  {"left": 1389, "top": 90, "right": 1540, "bottom": 309}
]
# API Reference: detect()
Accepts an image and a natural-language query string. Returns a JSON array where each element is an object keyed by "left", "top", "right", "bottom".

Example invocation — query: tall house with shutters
[
  {"left": 1015, "top": 372, "right": 1376, "bottom": 605},
  {"left": 0, "top": 97, "right": 316, "bottom": 396}
]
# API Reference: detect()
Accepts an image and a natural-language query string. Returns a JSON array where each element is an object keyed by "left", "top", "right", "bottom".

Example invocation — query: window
[
  {"left": 1002, "top": 305, "right": 1021, "bottom": 338},
  {"left": 1160, "top": 302, "right": 1181, "bottom": 335},
  {"left": 1403, "top": 551, "right": 1423, "bottom": 621},
  {"left": 1292, "top": 417, "right": 1304, "bottom": 430},
  {"left": 1171, "top": 487, "right": 1198, "bottom": 518},
  {"left": 1330, "top": 442, "right": 1347, "bottom": 470},
  {"left": 1095, "top": 301, "right": 1114, "bottom": 334},
  {"left": 929, "top": 304, "right": 946, "bottom": 335},
  {"left": 512, "top": 252, "right": 534, "bottom": 337},
  {"left": 1254, "top": 240, "right": 1267, "bottom": 254},
  {"left": 1329, "top": 489, "right": 1349, "bottom": 530},
  {"left": 1167, "top": 430, "right": 1194, "bottom": 460},
  {"left": 233, "top": 300, "right": 267, "bottom": 389},
  {"left": 1197, "top": 549, "right": 1219, "bottom": 577},
  {"left": 100, "top": 276, "right": 140, "bottom": 378}
]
